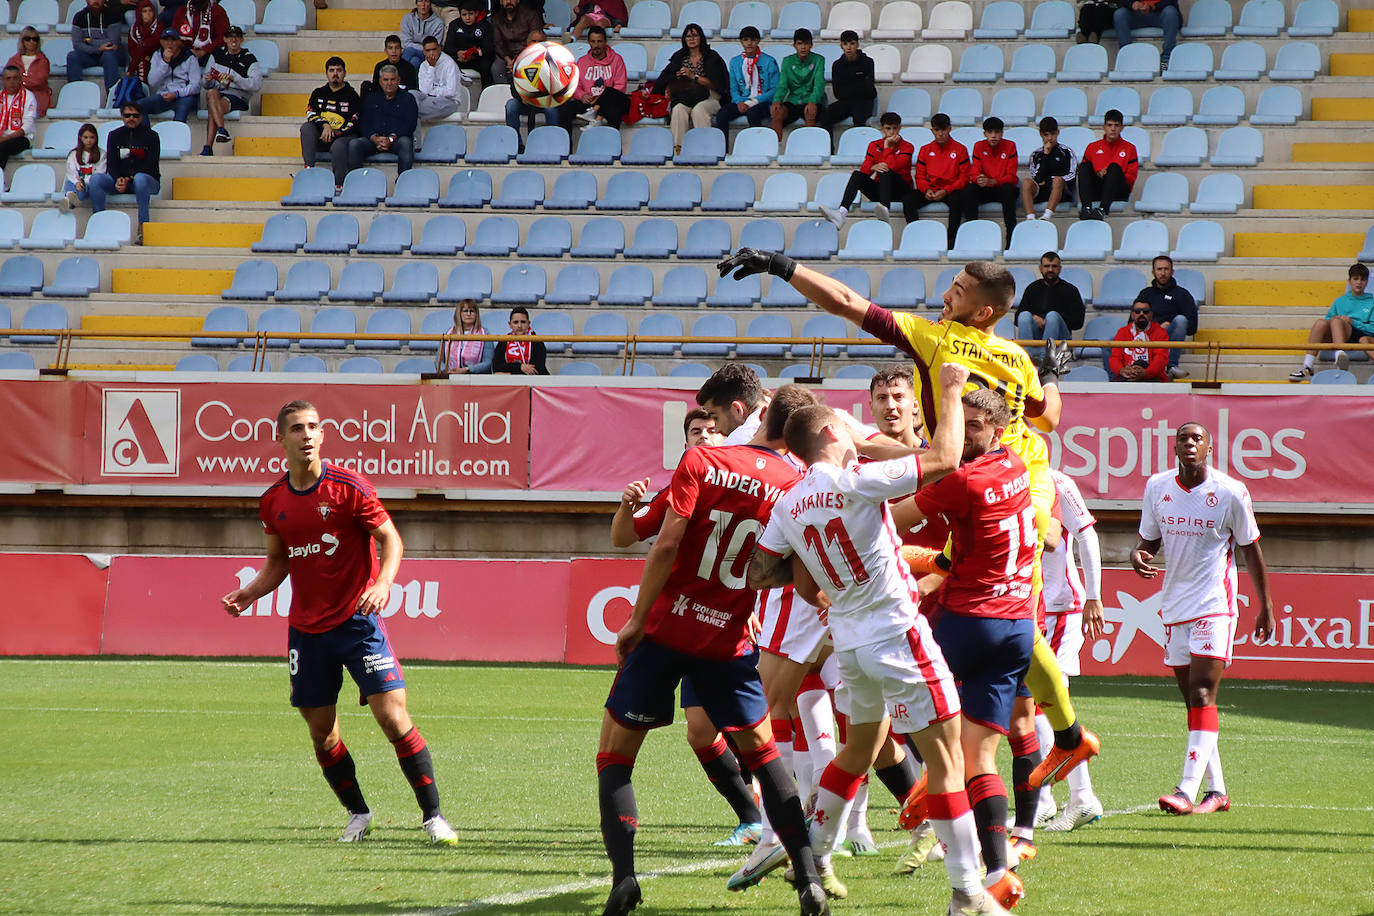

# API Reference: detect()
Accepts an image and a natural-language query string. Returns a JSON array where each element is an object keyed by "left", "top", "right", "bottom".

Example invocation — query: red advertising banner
[
  {"left": 81, "top": 381, "right": 529, "bottom": 490},
  {"left": 564, "top": 557, "right": 645, "bottom": 665},
  {"left": 101, "top": 556, "right": 569, "bottom": 662},
  {"left": 0, "top": 553, "right": 108, "bottom": 655},
  {"left": 0, "top": 381, "right": 85, "bottom": 485}
]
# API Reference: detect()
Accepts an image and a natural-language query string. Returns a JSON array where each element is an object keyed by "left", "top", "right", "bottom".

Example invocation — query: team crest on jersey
[
  {"left": 756, "top": 458, "right": 767, "bottom": 469},
  {"left": 882, "top": 459, "right": 906, "bottom": 479},
  {"left": 317, "top": 504, "right": 332, "bottom": 519},
  {"left": 1206, "top": 494, "right": 1218, "bottom": 507},
  {"left": 277, "top": 511, "right": 287, "bottom": 520}
]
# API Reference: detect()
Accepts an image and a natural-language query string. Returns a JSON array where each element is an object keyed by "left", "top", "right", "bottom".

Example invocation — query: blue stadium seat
[
  {"left": 1270, "top": 41, "right": 1320, "bottom": 79},
  {"left": 244, "top": 39, "right": 279, "bottom": 74},
  {"left": 1074, "top": 315, "right": 1122, "bottom": 360},
  {"left": 777, "top": 127, "right": 831, "bottom": 167},
  {"left": 1064, "top": 365, "right": 1109, "bottom": 382},
  {"left": 19, "top": 210, "right": 74, "bottom": 249},
  {"left": 622, "top": 126, "right": 673, "bottom": 165},
  {"left": 573, "top": 312, "right": 629, "bottom": 355},
  {"left": 1163, "top": 42, "right": 1213, "bottom": 80},
  {"left": 467, "top": 125, "right": 519, "bottom": 164},
  {"left": 924, "top": 267, "right": 958, "bottom": 307},
  {"left": 702, "top": 173, "right": 755, "bottom": 211},
  {"left": 174, "top": 354, "right": 219, "bottom": 372},
  {"left": 785, "top": 220, "right": 839, "bottom": 259},
  {"left": 275, "top": 261, "right": 331, "bottom": 302},
  {"left": 382, "top": 262, "right": 440, "bottom": 303},
  {"left": 225, "top": 354, "right": 263, "bottom": 371},
  {"left": 949, "top": 220, "right": 1001, "bottom": 260},
  {"left": 838, "top": 220, "right": 894, "bottom": 260},
  {"left": 0, "top": 164, "right": 54, "bottom": 204},
  {"left": 152, "top": 121, "right": 192, "bottom": 159},
  {"left": 558, "top": 360, "right": 602, "bottom": 376},
  {"left": 1192, "top": 86, "right": 1245, "bottom": 125},
  {"left": 952, "top": 43, "right": 1003, "bottom": 82},
  {"left": 1289, "top": 0, "right": 1338, "bottom": 35},
  {"left": 1234, "top": 0, "right": 1284, "bottom": 36},
  {"left": 739, "top": 219, "right": 785, "bottom": 252},
  {"left": 1210, "top": 126, "right": 1263, "bottom": 166},
  {"left": 0, "top": 255, "right": 43, "bottom": 294},
  {"left": 13, "top": 304, "right": 63, "bottom": 351},
  {"left": 1109, "top": 43, "right": 1160, "bottom": 81},
  {"left": 570, "top": 217, "right": 627, "bottom": 258},
  {"left": 252, "top": 213, "right": 307, "bottom": 253},
  {"left": 620, "top": 0, "right": 670, "bottom": 36},
  {"left": 616, "top": 362, "right": 659, "bottom": 378},
  {"left": 336, "top": 356, "right": 383, "bottom": 374},
  {"left": 831, "top": 127, "right": 879, "bottom": 167},
  {"left": 677, "top": 127, "right": 727, "bottom": 166},
  {"left": 492, "top": 170, "right": 545, "bottom": 209},
  {"left": 517, "top": 217, "right": 572, "bottom": 258},
  {"left": 194, "top": 305, "right": 250, "bottom": 348},
  {"left": 1174, "top": 268, "right": 1207, "bottom": 305},
  {"left": 568, "top": 125, "right": 621, "bottom": 165},
  {"left": 678, "top": 220, "right": 731, "bottom": 259},
  {"left": 1357, "top": 227, "right": 1374, "bottom": 263},
  {"left": 256, "top": 306, "right": 300, "bottom": 347},
  {"left": 385, "top": 168, "right": 440, "bottom": 207},
  {"left": 725, "top": 127, "right": 779, "bottom": 166},
  {"left": 355, "top": 309, "right": 411, "bottom": 350},
  {"left": 1154, "top": 126, "right": 1208, "bottom": 167},
  {"left": 792, "top": 314, "right": 848, "bottom": 357},
  {"left": 1026, "top": 0, "right": 1074, "bottom": 37},
  {"left": 1056, "top": 44, "right": 1108, "bottom": 81},
  {"left": 737, "top": 315, "right": 793, "bottom": 358},
  {"left": 706, "top": 273, "right": 760, "bottom": 308},
  {"left": 257, "top": 0, "right": 306, "bottom": 33},
  {"left": 986, "top": 87, "right": 1035, "bottom": 127},
  {"left": 834, "top": 364, "right": 877, "bottom": 380},
  {"left": 1181, "top": 0, "right": 1231, "bottom": 36},
  {"left": 438, "top": 263, "right": 492, "bottom": 302},
  {"left": 973, "top": 0, "right": 1023, "bottom": 37},
  {"left": 493, "top": 264, "right": 546, "bottom": 304},
  {"left": 415, "top": 123, "right": 466, "bottom": 163},
  {"left": 1094, "top": 86, "right": 1140, "bottom": 124},
  {"left": 466, "top": 216, "right": 519, "bottom": 256},
  {"left": 531, "top": 310, "right": 573, "bottom": 354},
  {"left": 649, "top": 172, "right": 703, "bottom": 211},
  {"left": 412, "top": 214, "right": 467, "bottom": 255},
  {"left": 546, "top": 265, "right": 600, "bottom": 305},
  {"left": 682, "top": 314, "right": 737, "bottom": 357},
  {"left": 755, "top": 172, "right": 808, "bottom": 212},
  {"left": 1140, "top": 86, "right": 1194, "bottom": 126},
  {"left": 1171, "top": 220, "right": 1224, "bottom": 262},
  {"left": 1041, "top": 87, "right": 1087, "bottom": 126},
  {"left": 440, "top": 169, "right": 493, "bottom": 208},
  {"left": 1251, "top": 85, "right": 1302, "bottom": 125},
  {"left": 517, "top": 125, "right": 569, "bottom": 165},
  {"left": 1214, "top": 41, "right": 1266, "bottom": 80},
  {"left": 874, "top": 267, "right": 926, "bottom": 309},
  {"left": 722, "top": 0, "right": 771, "bottom": 38},
  {"left": 301, "top": 308, "right": 356, "bottom": 349},
  {"left": 334, "top": 168, "right": 387, "bottom": 207},
  {"left": 1060, "top": 221, "right": 1113, "bottom": 260},
  {"left": 600, "top": 264, "right": 655, "bottom": 306},
  {"left": 1190, "top": 173, "right": 1244, "bottom": 214},
  {"left": 545, "top": 170, "right": 598, "bottom": 210},
  {"left": 1004, "top": 220, "right": 1058, "bottom": 260},
  {"left": 412, "top": 310, "right": 450, "bottom": 353},
  {"left": 772, "top": 0, "right": 822, "bottom": 38},
  {"left": 221, "top": 261, "right": 277, "bottom": 302},
  {"left": 1096, "top": 267, "right": 1149, "bottom": 308},
  {"left": 357, "top": 213, "right": 413, "bottom": 255},
  {"left": 47, "top": 81, "right": 101, "bottom": 119},
  {"left": 937, "top": 87, "right": 982, "bottom": 126},
  {"left": 302, "top": 213, "right": 360, "bottom": 254},
  {"left": 41, "top": 256, "right": 98, "bottom": 297},
  {"left": 1114, "top": 220, "right": 1169, "bottom": 260},
  {"left": 762, "top": 276, "right": 807, "bottom": 308},
  {"left": 1135, "top": 173, "right": 1190, "bottom": 213},
  {"left": 617, "top": 42, "right": 648, "bottom": 80},
  {"left": 596, "top": 171, "right": 650, "bottom": 210},
  {"left": 328, "top": 261, "right": 385, "bottom": 302},
  {"left": 283, "top": 355, "right": 327, "bottom": 373},
  {"left": 886, "top": 87, "right": 932, "bottom": 126},
  {"left": 1311, "top": 368, "right": 1357, "bottom": 385},
  {"left": 30, "top": 121, "right": 79, "bottom": 162},
  {"left": 624, "top": 220, "right": 677, "bottom": 259},
  {"left": 634, "top": 313, "right": 683, "bottom": 355},
  {"left": 0, "top": 210, "right": 23, "bottom": 247},
  {"left": 670, "top": 0, "right": 722, "bottom": 36},
  {"left": 393, "top": 357, "right": 437, "bottom": 374}
]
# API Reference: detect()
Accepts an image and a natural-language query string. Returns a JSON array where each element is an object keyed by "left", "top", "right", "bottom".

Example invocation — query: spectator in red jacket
[
  {"left": 1109, "top": 299, "right": 1170, "bottom": 382},
  {"left": 819, "top": 110, "right": 911, "bottom": 227},
  {"left": 1076, "top": 109, "right": 1137, "bottom": 221},
  {"left": 172, "top": 0, "right": 229, "bottom": 64},
  {"left": 902, "top": 112, "right": 970, "bottom": 249},
  {"left": 964, "top": 116, "right": 1019, "bottom": 247}
]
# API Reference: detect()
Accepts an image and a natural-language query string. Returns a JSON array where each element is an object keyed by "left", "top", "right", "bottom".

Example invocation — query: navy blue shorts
[
  {"left": 225, "top": 94, "right": 250, "bottom": 112},
  {"left": 288, "top": 613, "right": 407, "bottom": 709},
  {"left": 932, "top": 612, "right": 1035, "bottom": 735},
  {"left": 606, "top": 640, "right": 767, "bottom": 732}
]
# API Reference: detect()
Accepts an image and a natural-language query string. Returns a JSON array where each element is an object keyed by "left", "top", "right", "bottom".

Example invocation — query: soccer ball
[{"left": 512, "top": 41, "right": 580, "bottom": 109}]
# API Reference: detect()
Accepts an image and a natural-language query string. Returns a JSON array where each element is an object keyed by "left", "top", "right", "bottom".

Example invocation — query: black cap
[{"left": 225, "top": 25, "right": 244, "bottom": 36}]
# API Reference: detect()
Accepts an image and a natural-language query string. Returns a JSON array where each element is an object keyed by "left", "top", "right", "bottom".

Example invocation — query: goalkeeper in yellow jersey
[{"left": 718, "top": 249, "right": 1100, "bottom": 787}]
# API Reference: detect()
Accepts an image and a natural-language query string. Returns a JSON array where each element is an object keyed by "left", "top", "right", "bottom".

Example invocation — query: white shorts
[
  {"left": 1163, "top": 614, "right": 1236, "bottom": 669},
  {"left": 832, "top": 618, "right": 960, "bottom": 734},
  {"left": 757, "top": 586, "right": 830, "bottom": 665},
  {"left": 1043, "top": 611, "right": 1084, "bottom": 677}
]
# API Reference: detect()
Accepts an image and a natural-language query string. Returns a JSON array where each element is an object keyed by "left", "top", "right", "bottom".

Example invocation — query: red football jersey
[
  {"left": 912, "top": 448, "right": 1035, "bottom": 620},
  {"left": 644, "top": 444, "right": 803, "bottom": 660},
  {"left": 259, "top": 462, "right": 391, "bottom": 634},
  {"left": 631, "top": 486, "right": 670, "bottom": 541}
]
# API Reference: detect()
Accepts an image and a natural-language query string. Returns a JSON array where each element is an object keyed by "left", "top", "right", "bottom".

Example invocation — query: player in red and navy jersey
[
  {"left": 221, "top": 400, "right": 457, "bottom": 847},
  {"left": 597, "top": 385, "right": 832, "bottom": 916}
]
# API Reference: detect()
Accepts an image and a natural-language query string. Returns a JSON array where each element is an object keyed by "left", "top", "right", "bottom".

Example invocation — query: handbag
[
  {"left": 664, "top": 77, "right": 709, "bottom": 108},
  {"left": 623, "top": 84, "right": 668, "bottom": 124}
]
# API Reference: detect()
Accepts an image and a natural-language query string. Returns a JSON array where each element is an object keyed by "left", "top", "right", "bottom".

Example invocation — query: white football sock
[
  {"left": 932, "top": 812, "right": 982, "bottom": 896},
  {"left": 1205, "top": 745, "right": 1226, "bottom": 795},
  {"left": 1178, "top": 728, "right": 1218, "bottom": 799}
]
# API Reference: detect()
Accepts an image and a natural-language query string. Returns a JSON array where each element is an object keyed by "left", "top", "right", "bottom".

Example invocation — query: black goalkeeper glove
[{"left": 717, "top": 248, "right": 797, "bottom": 282}]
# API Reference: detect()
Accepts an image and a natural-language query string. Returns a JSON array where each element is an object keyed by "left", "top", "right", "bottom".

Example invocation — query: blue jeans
[
  {"left": 1016, "top": 310, "right": 1071, "bottom": 345},
  {"left": 67, "top": 45, "right": 125, "bottom": 89},
  {"left": 62, "top": 179, "right": 92, "bottom": 202},
  {"left": 401, "top": 47, "right": 426, "bottom": 70},
  {"left": 347, "top": 135, "right": 415, "bottom": 174},
  {"left": 139, "top": 92, "right": 199, "bottom": 122},
  {"left": 1165, "top": 314, "right": 1189, "bottom": 368},
  {"left": 88, "top": 172, "right": 160, "bottom": 225},
  {"left": 1114, "top": 5, "right": 1181, "bottom": 60},
  {"left": 505, "top": 97, "right": 557, "bottom": 139}
]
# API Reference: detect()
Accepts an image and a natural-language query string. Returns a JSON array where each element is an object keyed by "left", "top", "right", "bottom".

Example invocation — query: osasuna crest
[
  {"left": 317, "top": 504, "right": 332, "bottom": 519},
  {"left": 756, "top": 458, "right": 767, "bottom": 470}
]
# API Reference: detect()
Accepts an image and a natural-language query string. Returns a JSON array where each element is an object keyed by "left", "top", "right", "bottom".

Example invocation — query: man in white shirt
[
  {"left": 1133, "top": 422, "right": 1274, "bottom": 816},
  {"left": 0, "top": 65, "right": 37, "bottom": 168},
  {"left": 414, "top": 36, "right": 461, "bottom": 120}
]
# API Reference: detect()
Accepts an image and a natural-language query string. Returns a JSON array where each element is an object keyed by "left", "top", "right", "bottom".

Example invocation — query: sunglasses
[
  {"left": 22, "top": 36, "right": 39, "bottom": 41},
  {"left": 121, "top": 112, "right": 142, "bottom": 119},
  {"left": 1130, "top": 308, "right": 1150, "bottom": 315}
]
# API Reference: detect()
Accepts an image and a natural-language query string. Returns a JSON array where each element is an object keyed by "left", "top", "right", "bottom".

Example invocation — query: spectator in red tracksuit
[
  {"left": 902, "top": 112, "right": 970, "bottom": 249},
  {"left": 819, "top": 110, "right": 912, "bottom": 227},
  {"left": 964, "top": 116, "right": 1019, "bottom": 248},
  {"left": 1076, "top": 108, "right": 1137, "bottom": 221},
  {"left": 1108, "top": 298, "right": 1170, "bottom": 381}
]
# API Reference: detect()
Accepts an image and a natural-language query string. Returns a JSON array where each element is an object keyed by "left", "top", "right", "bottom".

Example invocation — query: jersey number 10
[{"left": 697, "top": 509, "right": 762, "bottom": 589}]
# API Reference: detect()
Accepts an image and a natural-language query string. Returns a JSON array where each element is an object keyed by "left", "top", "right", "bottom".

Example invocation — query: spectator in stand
[
  {"left": 62, "top": 122, "right": 106, "bottom": 208},
  {"left": 568, "top": 0, "right": 627, "bottom": 40},
  {"left": 1290, "top": 263, "right": 1373, "bottom": 380},
  {"left": 440, "top": 300, "right": 495, "bottom": 374},
  {"left": 769, "top": 28, "right": 824, "bottom": 139},
  {"left": 172, "top": 0, "right": 228, "bottom": 64},
  {"left": 363, "top": 35, "right": 420, "bottom": 96},
  {"left": 490, "top": 0, "right": 542, "bottom": 84},
  {"left": 300, "top": 57, "right": 363, "bottom": 191},
  {"left": 492, "top": 307, "right": 549, "bottom": 375},
  {"left": 713, "top": 26, "right": 778, "bottom": 139},
  {"left": 1077, "top": 0, "right": 1115, "bottom": 44},
  {"left": 415, "top": 36, "right": 462, "bottom": 120},
  {"left": 127, "top": 1, "right": 163, "bottom": 81},
  {"left": 1135, "top": 254, "right": 1196, "bottom": 380},
  {"left": 1021, "top": 116, "right": 1076, "bottom": 221},
  {"left": 348, "top": 65, "right": 420, "bottom": 175},
  {"left": 8, "top": 29, "right": 51, "bottom": 116},
  {"left": 68, "top": 0, "right": 127, "bottom": 92},
  {"left": 820, "top": 30, "right": 875, "bottom": 134},
  {"left": 0, "top": 66, "right": 37, "bottom": 168},
  {"left": 653, "top": 23, "right": 729, "bottom": 155},
  {"left": 1016, "top": 252, "right": 1085, "bottom": 344},
  {"left": 431, "top": 0, "right": 464, "bottom": 28},
  {"left": 965, "top": 116, "right": 1020, "bottom": 248},
  {"left": 902, "top": 112, "right": 971, "bottom": 249},
  {"left": 1109, "top": 299, "right": 1170, "bottom": 382},
  {"left": 445, "top": 0, "right": 496, "bottom": 89},
  {"left": 141, "top": 29, "right": 201, "bottom": 123},
  {"left": 1114, "top": 0, "right": 1181, "bottom": 70},
  {"left": 401, "top": 0, "right": 448, "bottom": 70},
  {"left": 505, "top": 30, "right": 557, "bottom": 148},
  {"left": 89, "top": 102, "right": 161, "bottom": 242},
  {"left": 819, "top": 110, "right": 912, "bottom": 227},
  {"left": 557, "top": 26, "right": 629, "bottom": 128},
  {"left": 1076, "top": 109, "right": 1136, "bottom": 221},
  {"left": 200, "top": 26, "right": 261, "bottom": 156}
]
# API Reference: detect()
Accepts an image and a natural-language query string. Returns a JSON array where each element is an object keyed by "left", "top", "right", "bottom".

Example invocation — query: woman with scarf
[
  {"left": 651, "top": 22, "right": 728, "bottom": 154},
  {"left": 440, "top": 300, "right": 494, "bottom": 374},
  {"left": 128, "top": 0, "right": 164, "bottom": 80},
  {"left": 7, "top": 28, "right": 50, "bottom": 116}
]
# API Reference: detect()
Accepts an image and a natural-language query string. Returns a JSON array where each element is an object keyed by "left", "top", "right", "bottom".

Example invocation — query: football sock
[
  {"left": 728, "top": 735, "right": 755, "bottom": 786},
  {"left": 1302, "top": 353, "right": 1315, "bottom": 370},
  {"left": 317, "top": 741, "right": 369, "bottom": 815},
  {"left": 846, "top": 777, "right": 870, "bottom": 834},
  {"left": 1178, "top": 705, "right": 1219, "bottom": 799},
  {"left": 1026, "top": 635, "right": 1079, "bottom": 736},
  {"left": 810, "top": 762, "right": 865, "bottom": 855},
  {"left": 795, "top": 676, "right": 838, "bottom": 795},
  {"left": 745, "top": 744, "right": 820, "bottom": 886},
  {"left": 967, "top": 773, "right": 1009, "bottom": 877},
  {"left": 929, "top": 790, "right": 982, "bottom": 896},
  {"left": 596, "top": 752, "right": 638, "bottom": 885},
  {"left": 792, "top": 717, "right": 816, "bottom": 804},
  {"left": 391, "top": 728, "right": 441, "bottom": 821},
  {"left": 874, "top": 756, "right": 917, "bottom": 802},
  {"left": 1205, "top": 745, "right": 1226, "bottom": 795},
  {"left": 1064, "top": 707, "right": 1096, "bottom": 805},
  {"left": 1033, "top": 712, "right": 1057, "bottom": 809},
  {"left": 695, "top": 737, "right": 762, "bottom": 824},
  {"left": 1010, "top": 732, "right": 1043, "bottom": 837}
]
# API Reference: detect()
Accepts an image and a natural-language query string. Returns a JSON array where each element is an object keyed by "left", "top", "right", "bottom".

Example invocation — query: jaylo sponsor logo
[
  {"left": 231, "top": 566, "right": 442, "bottom": 619},
  {"left": 101, "top": 389, "right": 180, "bottom": 477}
]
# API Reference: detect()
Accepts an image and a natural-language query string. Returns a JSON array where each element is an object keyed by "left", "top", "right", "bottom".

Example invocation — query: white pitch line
[{"left": 0, "top": 705, "right": 591, "bottom": 723}]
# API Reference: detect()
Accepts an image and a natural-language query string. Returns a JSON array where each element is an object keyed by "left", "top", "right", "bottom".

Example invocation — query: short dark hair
[
  {"left": 120, "top": 103, "right": 142, "bottom": 115},
  {"left": 2, "top": 64, "right": 21, "bottom": 75},
  {"left": 792, "top": 27, "right": 813, "bottom": 43},
  {"left": 1103, "top": 108, "right": 1124, "bottom": 125},
  {"left": 738, "top": 25, "right": 760, "bottom": 40},
  {"left": 1132, "top": 297, "right": 1152, "bottom": 311},
  {"left": 1040, "top": 251, "right": 1061, "bottom": 263},
  {"left": 839, "top": 29, "right": 858, "bottom": 42},
  {"left": 325, "top": 55, "right": 345, "bottom": 70},
  {"left": 422, "top": 35, "right": 439, "bottom": 45},
  {"left": 508, "top": 306, "right": 530, "bottom": 321},
  {"left": 276, "top": 399, "right": 318, "bottom": 433},
  {"left": 1152, "top": 254, "right": 1174, "bottom": 269},
  {"left": 587, "top": 24, "right": 606, "bottom": 38},
  {"left": 783, "top": 405, "right": 836, "bottom": 463},
  {"left": 931, "top": 112, "right": 951, "bottom": 131},
  {"left": 1038, "top": 116, "right": 1059, "bottom": 134},
  {"left": 385, "top": 33, "right": 401, "bottom": 45},
  {"left": 878, "top": 111, "right": 901, "bottom": 127},
  {"left": 965, "top": 261, "right": 1016, "bottom": 318},
  {"left": 460, "top": 0, "right": 484, "bottom": 10},
  {"left": 696, "top": 363, "right": 764, "bottom": 413},
  {"left": 962, "top": 388, "right": 1010, "bottom": 429},
  {"left": 1351, "top": 263, "right": 1370, "bottom": 281},
  {"left": 764, "top": 384, "right": 822, "bottom": 442},
  {"left": 683, "top": 407, "right": 713, "bottom": 441},
  {"left": 869, "top": 365, "right": 914, "bottom": 394},
  {"left": 982, "top": 116, "right": 1004, "bottom": 133}
]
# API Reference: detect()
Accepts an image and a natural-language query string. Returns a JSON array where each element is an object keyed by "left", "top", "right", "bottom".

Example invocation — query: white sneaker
[
  {"left": 423, "top": 814, "right": 458, "bottom": 845},
  {"left": 1041, "top": 209, "right": 1055, "bottom": 219},
  {"left": 1042, "top": 797, "right": 1104, "bottom": 833},
  {"left": 339, "top": 811, "right": 373, "bottom": 842},
  {"left": 1024, "top": 212, "right": 1038, "bottom": 220},
  {"left": 819, "top": 204, "right": 847, "bottom": 228},
  {"left": 949, "top": 888, "right": 1012, "bottom": 915},
  {"left": 727, "top": 840, "right": 788, "bottom": 891},
  {"left": 1335, "top": 349, "right": 1351, "bottom": 370},
  {"left": 873, "top": 203, "right": 890, "bottom": 220},
  {"left": 1034, "top": 792, "right": 1058, "bottom": 827},
  {"left": 893, "top": 821, "right": 940, "bottom": 874},
  {"left": 577, "top": 109, "right": 598, "bottom": 123}
]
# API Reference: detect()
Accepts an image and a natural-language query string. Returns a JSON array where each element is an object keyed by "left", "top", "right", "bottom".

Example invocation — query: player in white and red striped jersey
[{"left": 1133, "top": 422, "right": 1274, "bottom": 817}]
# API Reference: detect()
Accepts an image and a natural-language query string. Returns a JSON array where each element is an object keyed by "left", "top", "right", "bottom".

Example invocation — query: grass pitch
[{"left": 2, "top": 660, "right": 1372, "bottom": 916}]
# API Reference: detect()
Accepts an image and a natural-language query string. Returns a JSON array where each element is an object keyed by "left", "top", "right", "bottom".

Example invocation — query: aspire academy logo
[{"left": 101, "top": 389, "right": 180, "bottom": 477}]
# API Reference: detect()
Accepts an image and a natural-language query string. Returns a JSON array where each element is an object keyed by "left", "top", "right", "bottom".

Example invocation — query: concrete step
[
  {"left": 1213, "top": 279, "right": 1348, "bottom": 308},
  {"left": 1330, "top": 54, "right": 1374, "bottom": 76},
  {"left": 1312, "top": 98, "right": 1374, "bottom": 120},
  {"left": 315, "top": 8, "right": 407, "bottom": 30},
  {"left": 141, "top": 222, "right": 266, "bottom": 248},
  {"left": 1231, "top": 232, "right": 1365, "bottom": 259},
  {"left": 112, "top": 268, "right": 237, "bottom": 296},
  {"left": 1195, "top": 327, "right": 1307, "bottom": 355},
  {"left": 1292, "top": 141, "right": 1374, "bottom": 162},
  {"left": 289, "top": 50, "right": 392, "bottom": 74},
  {"left": 80, "top": 315, "right": 206, "bottom": 339},
  {"left": 171, "top": 176, "right": 294, "bottom": 201},
  {"left": 1253, "top": 184, "right": 1374, "bottom": 209}
]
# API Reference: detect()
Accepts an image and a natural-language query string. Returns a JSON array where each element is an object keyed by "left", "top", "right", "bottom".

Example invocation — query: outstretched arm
[{"left": 718, "top": 249, "right": 870, "bottom": 328}]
